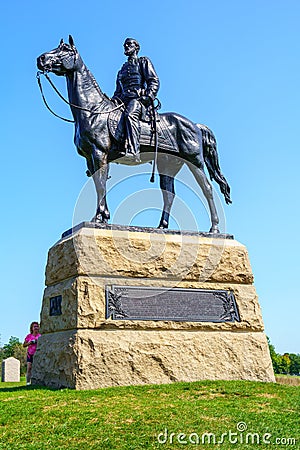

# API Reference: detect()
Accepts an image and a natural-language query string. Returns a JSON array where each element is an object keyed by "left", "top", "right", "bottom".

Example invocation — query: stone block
[
  {"left": 45, "top": 227, "right": 253, "bottom": 285},
  {"left": 33, "top": 329, "right": 274, "bottom": 390}
]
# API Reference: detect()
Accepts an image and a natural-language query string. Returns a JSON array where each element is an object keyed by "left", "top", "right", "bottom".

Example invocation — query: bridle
[{"left": 36, "top": 69, "right": 124, "bottom": 123}]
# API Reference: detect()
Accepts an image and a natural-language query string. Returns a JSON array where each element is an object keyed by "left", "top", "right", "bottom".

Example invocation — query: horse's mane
[
  {"left": 85, "top": 65, "right": 114, "bottom": 106},
  {"left": 72, "top": 49, "right": 114, "bottom": 108},
  {"left": 87, "top": 68, "right": 103, "bottom": 96}
]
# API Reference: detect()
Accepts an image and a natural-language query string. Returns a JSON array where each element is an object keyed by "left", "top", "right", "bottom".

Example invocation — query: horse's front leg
[{"left": 89, "top": 150, "right": 110, "bottom": 223}]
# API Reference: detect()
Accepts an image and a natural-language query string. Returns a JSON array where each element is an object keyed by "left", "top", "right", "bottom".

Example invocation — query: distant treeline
[{"left": 268, "top": 337, "right": 300, "bottom": 375}]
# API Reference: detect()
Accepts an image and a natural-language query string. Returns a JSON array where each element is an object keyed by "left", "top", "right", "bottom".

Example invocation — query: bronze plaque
[
  {"left": 49, "top": 295, "right": 62, "bottom": 316},
  {"left": 106, "top": 286, "right": 240, "bottom": 322}
]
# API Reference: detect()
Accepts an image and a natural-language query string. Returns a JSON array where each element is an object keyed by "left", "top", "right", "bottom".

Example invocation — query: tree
[
  {"left": 2, "top": 336, "right": 21, "bottom": 358},
  {"left": 267, "top": 336, "right": 282, "bottom": 374},
  {"left": 279, "top": 353, "right": 291, "bottom": 375},
  {"left": 267, "top": 337, "right": 300, "bottom": 376},
  {"left": 289, "top": 354, "right": 300, "bottom": 376}
]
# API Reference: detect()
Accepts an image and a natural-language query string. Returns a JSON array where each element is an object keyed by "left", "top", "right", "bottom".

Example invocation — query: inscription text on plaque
[{"left": 106, "top": 286, "right": 240, "bottom": 322}]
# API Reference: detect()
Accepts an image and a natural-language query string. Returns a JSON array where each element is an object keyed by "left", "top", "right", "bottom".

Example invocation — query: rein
[
  {"left": 36, "top": 71, "right": 124, "bottom": 123},
  {"left": 36, "top": 71, "right": 74, "bottom": 122}
]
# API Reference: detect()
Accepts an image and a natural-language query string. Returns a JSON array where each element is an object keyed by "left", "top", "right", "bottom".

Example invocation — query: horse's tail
[{"left": 196, "top": 123, "right": 232, "bottom": 204}]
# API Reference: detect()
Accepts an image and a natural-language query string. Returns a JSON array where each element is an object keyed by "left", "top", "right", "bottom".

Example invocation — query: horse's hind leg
[
  {"left": 158, "top": 174, "right": 175, "bottom": 228},
  {"left": 188, "top": 162, "right": 220, "bottom": 233},
  {"left": 157, "top": 154, "right": 183, "bottom": 228}
]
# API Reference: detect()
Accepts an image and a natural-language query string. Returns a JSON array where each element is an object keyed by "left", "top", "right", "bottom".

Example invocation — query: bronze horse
[{"left": 37, "top": 36, "right": 231, "bottom": 232}]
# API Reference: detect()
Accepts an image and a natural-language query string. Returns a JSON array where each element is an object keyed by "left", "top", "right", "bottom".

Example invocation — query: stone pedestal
[{"left": 32, "top": 223, "right": 275, "bottom": 389}]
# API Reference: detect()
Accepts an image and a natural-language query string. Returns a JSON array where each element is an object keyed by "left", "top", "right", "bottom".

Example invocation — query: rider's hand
[
  {"left": 111, "top": 96, "right": 121, "bottom": 105},
  {"left": 140, "top": 96, "right": 151, "bottom": 107}
]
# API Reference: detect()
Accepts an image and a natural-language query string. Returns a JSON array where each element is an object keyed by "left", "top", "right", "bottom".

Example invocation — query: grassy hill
[{"left": 0, "top": 379, "right": 299, "bottom": 449}]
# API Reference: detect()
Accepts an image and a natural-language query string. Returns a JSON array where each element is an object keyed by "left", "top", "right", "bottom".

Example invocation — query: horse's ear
[
  {"left": 60, "top": 38, "right": 64, "bottom": 45},
  {"left": 69, "top": 35, "right": 75, "bottom": 47}
]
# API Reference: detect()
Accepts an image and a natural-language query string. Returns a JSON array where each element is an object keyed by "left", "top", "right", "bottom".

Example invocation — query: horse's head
[{"left": 37, "top": 35, "right": 79, "bottom": 76}]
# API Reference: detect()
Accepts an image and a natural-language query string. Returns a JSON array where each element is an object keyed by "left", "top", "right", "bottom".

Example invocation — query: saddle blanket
[{"left": 108, "top": 109, "right": 179, "bottom": 153}]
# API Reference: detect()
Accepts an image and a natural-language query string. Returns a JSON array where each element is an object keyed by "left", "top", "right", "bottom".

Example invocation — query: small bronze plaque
[
  {"left": 49, "top": 295, "right": 62, "bottom": 316},
  {"left": 106, "top": 286, "right": 240, "bottom": 322}
]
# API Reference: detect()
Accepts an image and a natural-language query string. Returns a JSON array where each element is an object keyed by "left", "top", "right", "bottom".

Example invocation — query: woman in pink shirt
[{"left": 23, "top": 322, "right": 41, "bottom": 385}]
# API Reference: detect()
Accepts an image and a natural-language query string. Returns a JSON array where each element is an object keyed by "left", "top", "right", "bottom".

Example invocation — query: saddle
[{"left": 108, "top": 107, "right": 179, "bottom": 155}]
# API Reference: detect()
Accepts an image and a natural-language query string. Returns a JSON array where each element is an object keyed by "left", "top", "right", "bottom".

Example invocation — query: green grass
[{"left": 0, "top": 380, "right": 299, "bottom": 449}]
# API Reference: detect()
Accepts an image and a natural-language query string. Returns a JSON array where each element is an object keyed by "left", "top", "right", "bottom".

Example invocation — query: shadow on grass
[{"left": 0, "top": 384, "right": 59, "bottom": 393}]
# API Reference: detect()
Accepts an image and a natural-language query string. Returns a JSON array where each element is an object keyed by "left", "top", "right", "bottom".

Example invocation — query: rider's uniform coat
[
  {"left": 112, "top": 56, "right": 160, "bottom": 156},
  {"left": 113, "top": 56, "right": 160, "bottom": 104}
]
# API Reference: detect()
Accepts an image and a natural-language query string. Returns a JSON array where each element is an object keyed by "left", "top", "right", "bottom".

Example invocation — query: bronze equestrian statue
[{"left": 37, "top": 36, "right": 231, "bottom": 232}]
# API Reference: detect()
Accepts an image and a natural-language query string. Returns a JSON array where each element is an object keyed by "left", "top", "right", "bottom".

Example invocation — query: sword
[{"left": 150, "top": 100, "right": 159, "bottom": 183}]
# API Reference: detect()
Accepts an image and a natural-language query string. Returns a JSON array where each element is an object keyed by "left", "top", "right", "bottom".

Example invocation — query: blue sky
[{"left": 0, "top": 0, "right": 299, "bottom": 354}]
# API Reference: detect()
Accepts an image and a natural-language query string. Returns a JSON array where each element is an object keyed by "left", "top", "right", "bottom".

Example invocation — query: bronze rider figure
[{"left": 112, "top": 38, "right": 160, "bottom": 161}]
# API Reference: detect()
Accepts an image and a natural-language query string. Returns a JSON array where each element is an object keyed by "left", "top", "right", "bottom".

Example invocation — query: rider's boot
[
  {"left": 126, "top": 149, "right": 141, "bottom": 163},
  {"left": 123, "top": 139, "right": 141, "bottom": 163}
]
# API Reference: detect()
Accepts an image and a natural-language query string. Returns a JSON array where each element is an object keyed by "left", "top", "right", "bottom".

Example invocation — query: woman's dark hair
[{"left": 30, "top": 322, "right": 39, "bottom": 333}]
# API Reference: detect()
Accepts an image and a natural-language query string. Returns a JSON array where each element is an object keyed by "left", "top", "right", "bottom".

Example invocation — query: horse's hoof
[
  {"left": 91, "top": 215, "right": 102, "bottom": 224},
  {"left": 209, "top": 225, "right": 220, "bottom": 234},
  {"left": 158, "top": 220, "right": 168, "bottom": 229}
]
